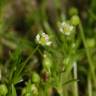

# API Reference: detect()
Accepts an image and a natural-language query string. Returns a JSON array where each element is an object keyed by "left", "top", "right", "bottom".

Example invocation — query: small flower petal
[
  {"left": 36, "top": 32, "right": 52, "bottom": 46},
  {"left": 58, "top": 21, "right": 74, "bottom": 35}
]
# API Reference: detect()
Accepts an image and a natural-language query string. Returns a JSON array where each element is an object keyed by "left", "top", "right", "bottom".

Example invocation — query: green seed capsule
[
  {"left": 69, "top": 7, "right": 78, "bottom": 16},
  {"left": 32, "top": 72, "right": 40, "bottom": 83},
  {"left": 43, "top": 55, "right": 52, "bottom": 70},
  {"left": 0, "top": 84, "right": 8, "bottom": 95},
  {"left": 70, "top": 15, "right": 80, "bottom": 26},
  {"left": 86, "top": 38, "right": 95, "bottom": 48}
]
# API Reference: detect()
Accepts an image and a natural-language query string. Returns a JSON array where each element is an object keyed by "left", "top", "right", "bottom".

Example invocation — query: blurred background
[{"left": 0, "top": 0, "right": 96, "bottom": 96}]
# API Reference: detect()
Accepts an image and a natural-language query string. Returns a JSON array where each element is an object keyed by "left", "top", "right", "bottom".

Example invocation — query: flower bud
[
  {"left": 70, "top": 15, "right": 80, "bottom": 26},
  {"left": 69, "top": 7, "right": 78, "bottom": 16},
  {"left": 31, "top": 84, "right": 38, "bottom": 95},
  {"left": 32, "top": 72, "right": 40, "bottom": 83},
  {"left": 43, "top": 54, "right": 52, "bottom": 70},
  {"left": 86, "top": 38, "right": 95, "bottom": 48},
  {"left": 0, "top": 84, "right": 8, "bottom": 95}
]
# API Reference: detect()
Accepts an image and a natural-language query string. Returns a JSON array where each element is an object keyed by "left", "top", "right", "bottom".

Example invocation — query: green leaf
[
  {"left": 12, "top": 84, "right": 17, "bottom": 96},
  {"left": 63, "top": 79, "right": 79, "bottom": 85}
]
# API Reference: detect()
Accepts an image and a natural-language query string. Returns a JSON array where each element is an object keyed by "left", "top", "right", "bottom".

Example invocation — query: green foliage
[{"left": 0, "top": 0, "right": 96, "bottom": 96}]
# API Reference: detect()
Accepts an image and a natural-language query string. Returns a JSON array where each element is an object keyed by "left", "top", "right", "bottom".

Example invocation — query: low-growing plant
[{"left": 0, "top": 0, "right": 96, "bottom": 96}]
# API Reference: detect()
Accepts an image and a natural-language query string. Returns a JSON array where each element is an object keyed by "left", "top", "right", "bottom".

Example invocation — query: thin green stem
[
  {"left": 18, "top": 46, "right": 39, "bottom": 75},
  {"left": 73, "top": 62, "right": 78, "bottom": 96},
  {"left": 13, "top": 45, "right": 39, "bottom": 84},
  {"left": 79, "top": 22, "right": 96, "bottom": 86},
  {"left": 88, "top": 76, "right": 92, "bottom": 96}
]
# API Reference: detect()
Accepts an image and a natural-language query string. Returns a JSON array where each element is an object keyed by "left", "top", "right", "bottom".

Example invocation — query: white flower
[
  {"left": 36, "top": 32, "right": 52, "bottom": 46},
  {"left": 58, "top": 21, "right": 74, "bottom": 35}
]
